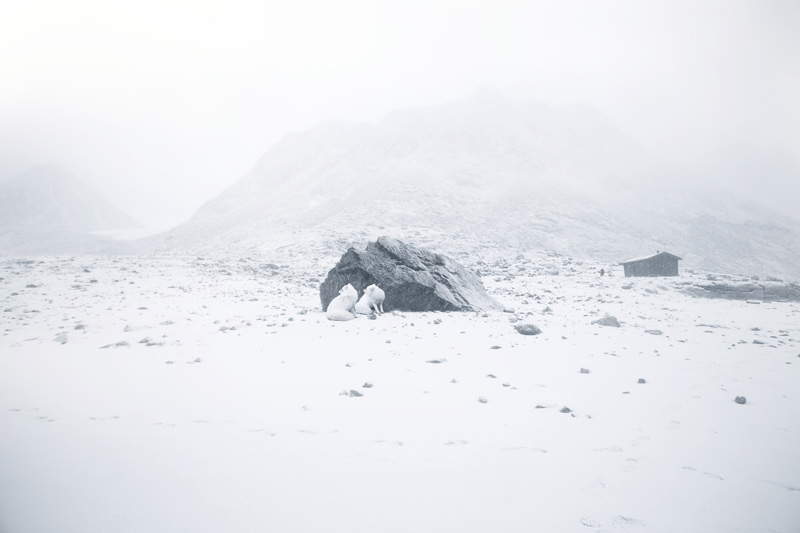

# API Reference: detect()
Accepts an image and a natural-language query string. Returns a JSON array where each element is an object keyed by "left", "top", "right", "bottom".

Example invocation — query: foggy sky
[{"left": 1, "top": 0, "right": 798, "bottom": 228}]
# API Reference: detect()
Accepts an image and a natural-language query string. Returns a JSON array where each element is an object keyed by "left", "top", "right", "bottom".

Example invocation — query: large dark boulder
[{"left": 319, "top": 236, "right": 503, "bottom": 312}]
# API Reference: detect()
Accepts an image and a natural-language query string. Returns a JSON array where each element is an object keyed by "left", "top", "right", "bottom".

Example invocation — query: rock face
[
  {"left": 319, "top": 236, "right": 503, "bottom": 312},
  {"left": 686, "top": 282, "right": 800, "bottom": 301}
]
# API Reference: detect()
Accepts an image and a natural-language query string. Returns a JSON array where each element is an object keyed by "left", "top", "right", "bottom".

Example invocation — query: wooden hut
[{"left": 619, "top": 251, "right": 681, "bottom": 277}]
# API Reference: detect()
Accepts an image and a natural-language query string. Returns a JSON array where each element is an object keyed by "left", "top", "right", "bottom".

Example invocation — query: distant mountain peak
[{"left": 0, "top": 163, "right": 142, "bottom": 233}]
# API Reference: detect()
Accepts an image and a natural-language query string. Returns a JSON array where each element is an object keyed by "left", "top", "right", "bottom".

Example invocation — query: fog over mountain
[
  {"left": 152, "top": 92, "right": 800, "bottom": 280},
  {"left": 0, "top": 163, "right": 142, "bottom": 231},
  {"left": 0, "top": 163, "right": 141, "bottom": 254}
]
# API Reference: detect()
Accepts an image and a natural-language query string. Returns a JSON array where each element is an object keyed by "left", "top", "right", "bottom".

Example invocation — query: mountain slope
[
  {"left": 155, "top": 92, "right": 800, "bottom": 280},
  {"left": 0, "top": 164, "right": 141, "bottom": 233},
  {"left": 0, "top": 164, "right": 141, "bottom": 255}
]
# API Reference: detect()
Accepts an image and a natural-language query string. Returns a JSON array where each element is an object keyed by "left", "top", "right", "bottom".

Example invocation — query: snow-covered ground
[{"left": 1, "top": 249, "right": 798, "bottom": 532}]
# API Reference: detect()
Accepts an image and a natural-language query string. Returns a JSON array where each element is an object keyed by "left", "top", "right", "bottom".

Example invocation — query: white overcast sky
[{"left": 1, "top": 0, "right": 798, "bottom": 227}]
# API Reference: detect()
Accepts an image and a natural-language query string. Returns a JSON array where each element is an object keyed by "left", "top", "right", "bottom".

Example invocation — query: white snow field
[{"left": 1, "top": 249, "right": 798, "bottom": 532}]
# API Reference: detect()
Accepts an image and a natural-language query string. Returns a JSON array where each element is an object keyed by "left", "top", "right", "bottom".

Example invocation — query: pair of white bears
[{"left": 326, "top": 283, "right": 385, "bottom": 321}]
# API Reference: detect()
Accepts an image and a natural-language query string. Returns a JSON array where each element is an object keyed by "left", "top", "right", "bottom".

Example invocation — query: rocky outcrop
[
  {"left": 319, "top": 236, "right": 503, "bottom": 312},
  {"left": 685, "top": 282, "right": 800, "bottom": 301}
]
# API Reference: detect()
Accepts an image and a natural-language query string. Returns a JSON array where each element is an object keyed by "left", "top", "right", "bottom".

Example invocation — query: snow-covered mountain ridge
[
  {"left": 156, "top": 93, "right": 800, "bottom": 280},
  {"left": 0, "top": 164, "right": 141, "bottom": 233},
  {"left": 0, "top": 164, "right": 142, "bottom": 254}
]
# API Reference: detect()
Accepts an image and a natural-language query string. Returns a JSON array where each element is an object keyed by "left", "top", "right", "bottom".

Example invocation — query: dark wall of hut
[{"left": 623, "top": 255, "right": 679, "bottom": 277}]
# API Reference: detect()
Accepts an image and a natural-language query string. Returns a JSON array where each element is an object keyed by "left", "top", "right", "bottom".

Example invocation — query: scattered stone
[
  {"left": 139, "top": 337, "right": 152, "bottom": 344},
  {"left": 560, "top": 406, "right": 572, "bottom": 413},
  {"left": 580, "top": 368, "right": 590, "bottom": 374},
  {"left": 426, "top": 358, "right": 446, "bottom": 364},
  {"left": 477, "top": 396, "right": 488, "bottom": 404},
  {"left": 53, "top": 332, "right": 68, "bottom": 344},
  {"left": 74, "top": 324, "right": 86, "bottom": 330},
  {"left": 645, "top": 329, "right": 663, "bottom": 335},
  {"left": 433, "top": 318, "right": 442, "bottom": 325},
  {"left": 319, "top": 236, "right": 504, "bottom": 312},
  {"left": 100, "top": 341, "right": 129, "bottom": 349},
  {"left": 490, "top": 345, "right": 502, "bottom": 350},
  {"left": 486, "top": 374, "right": 497, "bottom": 378},
  {"left": 349, "top": 390, "right": 363, "bottom": 397},
  {"left": 362, "top": 382, "right": 373, "bottom": 388},
  {"left": 193, "top": 357, "right": 202, "bottom": 363},
  {"left": 638, "top": 378, "right": 646, "bottom": 384},
  {"left": 735, "top": 396, "right": 747, "bottom": 404},
  {"left": 592, "top": 316, "right": 621, "bottom": 327},
  {"left": 514, "top": 324, "right": 542, "bottom": 336},
  {"left": 753, "top": 340, "right": 765, "bottom": 345}
]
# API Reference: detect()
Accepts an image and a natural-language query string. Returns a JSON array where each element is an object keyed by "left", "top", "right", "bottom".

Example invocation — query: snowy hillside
[
  {"left": 0, "top": 164, "right": 140, "bottom": 254},
  {"left": 154, "top": 92, "right": 800, "bottom": 280}
]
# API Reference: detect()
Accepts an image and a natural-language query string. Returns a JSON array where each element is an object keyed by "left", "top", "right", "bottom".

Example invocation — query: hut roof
[{"left": 619, "top": 251, "right": 682, "bottom": 265}]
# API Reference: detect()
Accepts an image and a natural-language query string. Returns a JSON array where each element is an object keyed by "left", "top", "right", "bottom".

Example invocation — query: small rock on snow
[
  {"left": 514, "top": 324, "right": 542, "bottom": 336},
  {"left": 592, "top": 316, "right": 621, "bottom": 327}
]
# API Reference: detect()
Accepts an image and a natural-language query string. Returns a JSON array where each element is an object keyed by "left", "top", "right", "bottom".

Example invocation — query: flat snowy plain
[{"left": 1, "top": 247, "right": 798, "bottom": 532}]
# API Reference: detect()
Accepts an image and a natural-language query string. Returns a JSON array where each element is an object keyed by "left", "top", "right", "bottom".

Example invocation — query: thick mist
[{"left": 1, "top": 0, "right": 798, "bottom": 227}]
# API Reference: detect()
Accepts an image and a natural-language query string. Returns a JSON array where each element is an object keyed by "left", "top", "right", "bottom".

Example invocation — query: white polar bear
[
  {"left": 326, "top": 283, "right": 358, "bottom": 321},
  {"left": 355, "top": 284, "right": 385, "bottom": 315}
]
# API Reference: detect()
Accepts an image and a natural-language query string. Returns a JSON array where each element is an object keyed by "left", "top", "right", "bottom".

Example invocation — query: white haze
[{"left": 1, "top": 0, "right": 799, "bottom": 228}]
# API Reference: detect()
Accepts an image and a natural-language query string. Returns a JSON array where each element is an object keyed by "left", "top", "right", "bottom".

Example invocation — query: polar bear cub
[
  {"left": 326, "top": 283, "right": 358, "bottom": 321},
  {"left": 355, "top": 284, "right": 385, "bottom": 315}
]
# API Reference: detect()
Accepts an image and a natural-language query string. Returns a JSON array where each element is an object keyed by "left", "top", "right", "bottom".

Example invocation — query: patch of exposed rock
[
  {"left": 319, "top": 236, "right": 504, "bottom": 312},
  {"left": 685, "top": 282, "right": 800, "bottom": 301}
]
